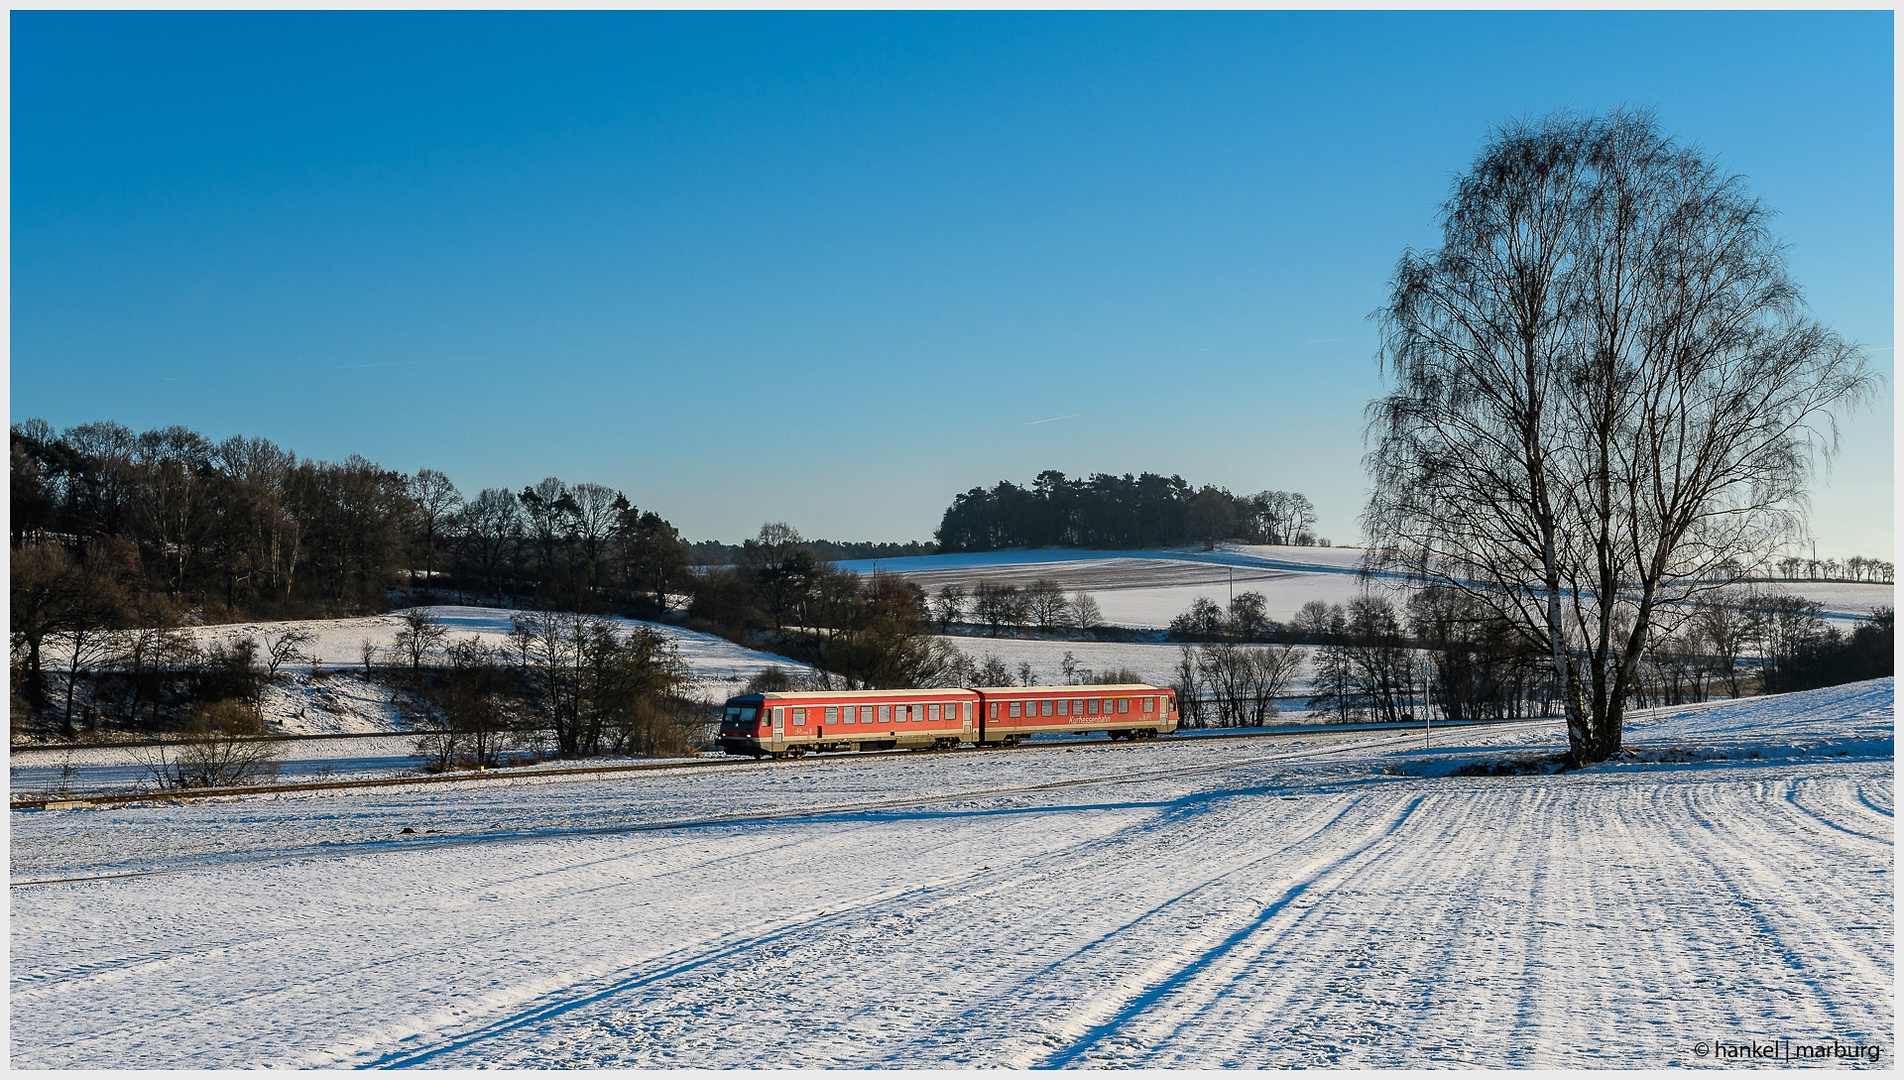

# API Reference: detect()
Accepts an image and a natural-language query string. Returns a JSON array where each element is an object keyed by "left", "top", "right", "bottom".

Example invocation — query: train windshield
[{"left": 723, "top": 706, "right": 758, "bottom": 728}]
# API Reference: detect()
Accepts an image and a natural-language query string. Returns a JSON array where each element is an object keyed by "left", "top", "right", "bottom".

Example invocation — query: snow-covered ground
[
  {"left": 842, "top": 544, "right": 1399, "bottom": 628},
  {"left": 841, "top": 544, "right": 1895, "bottom": 628},
  {"left": 10, "top": 679, "right": 1890, "bottom": 1068}
]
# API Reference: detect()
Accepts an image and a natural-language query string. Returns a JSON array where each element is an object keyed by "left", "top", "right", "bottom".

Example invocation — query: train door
[
  {"left": 962, "top": 700, "right": 974, "bottom": 741},
  {"left": 771, "top": 706, "right": 785, "bottom": 745}
]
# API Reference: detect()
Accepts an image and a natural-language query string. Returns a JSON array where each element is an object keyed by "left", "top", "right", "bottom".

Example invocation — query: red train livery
[{"left": 717, "top": 683, "right": 1179, "bottom": 758}]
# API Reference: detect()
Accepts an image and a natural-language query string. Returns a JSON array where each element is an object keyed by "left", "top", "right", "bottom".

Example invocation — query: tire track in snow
[
  {"left": 12, "top": 725, "right": 1466, "bottom": 889},
  {"left": 1021, "top": 793, "right": 1427, "bottom": 1068},
  {"left": 1097, "top": 782, "right": 1537, "bottom": 1066},
  {"left": 1673, "top": 777, "right": 1891, "bottom": 1033},
  {"left": 15, "top": 819, "right": 934, "bottom": 1065},
  {"left": 9, "top": 823, "right": 821, "bottom": 1018},
  {"left": 425, "top": 784, "right": 1363, "bottom": 1067},
  {"left": 1854, "top": 779, "right": 1893, "bottom": 818},
  {"left": 348, "top": 788, "right": 1232, "bottom": 1070},
  {"left": 1782, "top": 777, "right": 1904, "bottom": 853}
]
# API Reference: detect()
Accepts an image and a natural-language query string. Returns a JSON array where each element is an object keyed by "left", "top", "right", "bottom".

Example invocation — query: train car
[
  {"left": 717, "top": 688, "right": 983, "bottom": 758},
  {"left": 715, "top": 683, "right": 1178, "bottom": 757},
  {"left": 972, "top": 684, "right": 1178, "bottom": 746}
]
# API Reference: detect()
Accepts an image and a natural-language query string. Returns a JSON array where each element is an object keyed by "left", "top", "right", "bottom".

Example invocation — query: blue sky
[{"left": 11, "top": 12, "right": 1893, "bottom": 554}]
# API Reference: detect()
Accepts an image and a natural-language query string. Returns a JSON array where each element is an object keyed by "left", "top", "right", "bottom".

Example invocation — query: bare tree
[
  {"left": 1227, "top": 591, "right": 1271, "bottom": 641},
  {"left": 459, "top": 488, "right": 523, "bottom": 598},
  {"left": 392, "top": 610, "right": 450, "bottom": 676},
  {"left": 1692, "top": 590, "right": 1754, "bottom": 699},
  {"left": 138, "top": 699, "right": 281, "bottom": 789},
  {"left": 973, "top": 653, "right": 1012, "bottom": 686},
  {"left": 1196, "top": 643, "right": 1306, "bottom": 726},
  {"left": 1025, "top": 578, "right": 1069, "bottom": 630},
  {"left": 1365, "top": 110, "right": 1874, "bottom": 765},
  {"left": 932, "top": 584, "right": 967, "bottom": 633},
  {"left": 407, "top": 469, "right": 463, "bottom": 597},
  {"left": 971, "top": 582, "right": 1022, "bottom": 637},
  {"left": 1070, "top": 592, "right": 1104, "bottom": 632},
  {"left": 1250, "top": 491, "right": 1318, "bottom": 546},
  {"left": 261, "top": 627, "right": 316, "bottom": 679},
  {"left": 568, "top": 482, "right": 625, "bottom": 591}
]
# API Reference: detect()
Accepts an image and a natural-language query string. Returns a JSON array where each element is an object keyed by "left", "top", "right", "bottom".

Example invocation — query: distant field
[{"left": 843, "top": 544, "right": 1893, "bottom": 627}]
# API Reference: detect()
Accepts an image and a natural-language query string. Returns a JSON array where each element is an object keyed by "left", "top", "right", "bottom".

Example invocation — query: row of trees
[
  {"left": 935, "top": 471, "right": 1322, "bottom": 552},
  {"left": 398, "top": 610, "right": 701, "bottom": 763},
  {"left": 931, "top": 579, "right": 1103, "bottom": 636},
  {"left": 1767, "top": 556, "right": 1893, "bottom": 583},
  {"left": 1162, "top": 585, "right": 1893, "bottom": 726},
  {"left": 1172, "top": 643, "right": 1306, "bottom": 728},
  {"left": 10, "top": 418, "right": 701, "bottom": 621},
  {"left": 689, "top": 537, "right": 936, "bottom": 567},
  {"left": 9, "top": 419, "right": 717, "bottom": 736}
]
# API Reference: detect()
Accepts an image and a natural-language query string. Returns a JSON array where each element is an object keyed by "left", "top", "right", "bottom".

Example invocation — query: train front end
[{"left": 717, "top": 694, "right": 774, "bottom": 757}]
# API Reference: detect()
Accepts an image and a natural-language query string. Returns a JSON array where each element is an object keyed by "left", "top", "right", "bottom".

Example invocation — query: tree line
[
  {"left": 1765, "top": 556, "right": 1893, "bottom": 584},
  {"left": 935, "top": 470, "right": 1322, "bottom": 552},
  {"left": 8, "top": 420, "right": 971, "bottom": 743},
  {"left": 689, "top": 537, "right": 936, "bottom": 567},
  {"left": 1165, "top": 586, "right": 1893, "bottom": 727}
]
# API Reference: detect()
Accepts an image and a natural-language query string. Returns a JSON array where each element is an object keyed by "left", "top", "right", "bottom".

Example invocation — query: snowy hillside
[
  {"left": 76, "top": 605, "right": 814, "bottom": 737},
  {"left": 841, "top": 544, "right": 1894, "bottom": 628},
  {"left": 10, "top": 679, "right": 1890, "bottom": 1068}
]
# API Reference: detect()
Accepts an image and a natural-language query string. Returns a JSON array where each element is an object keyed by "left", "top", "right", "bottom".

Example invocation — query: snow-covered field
[
  {"left": 842, "top": 544, "right": 1398, "bottom": 628},
  {"left": 10, "top": 679, "right": 1891, "bottom": 1068},
  {"left": 842, "top": 544, "right": 1895, "bottom": 628}
]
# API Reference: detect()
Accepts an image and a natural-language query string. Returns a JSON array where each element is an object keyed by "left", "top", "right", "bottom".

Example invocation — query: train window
[
  {"left": 826, "top": 706, "right": 838, "bottom": 723},
  {"left": 1040, "top": 700, "right": 1053, "bottom": 717},
  {"left": 1088, "top": 699, "right": 1100, "bottom": 715},
  {"left": 989, "top": 702, "right": 998, "bottom": 719},
  {"left": 1073, "top": 699, "right": 1084, "bottom": 716},
  {"left": 929, "top": 704, "right": 940, "bottom": 722},
  {"left": 1118, "top": 698, "right": 1130, "bottom": 713},
  {"left": 773, "top": 707, "right": 785, "bottom": 723},
  {"left": 965, "top": 702, "right": 974, "bottom": 722},
  {"left": 724, "top": 707, "right": 740, "bottom": 725},
  {"left": 792, "top": 708, "right": 806, "bottom": 725},
  {"left": 1057, "top": 699, "right": 1068, "bottom": 716},
  {"left": 1143, "top": 697, "right": 1154, "bottom": 713},
  {"left": 843, "top": 706, "right": 856, "bottom": 724},
  {"left": 878, "top": 704, "right": 891, "bottom": 723},
  {"left": 740, "top": 707, "right": 756, "bottom": 723},
  {"left": 1009, "top": 701, "right": 1022, "bottom": 718}
]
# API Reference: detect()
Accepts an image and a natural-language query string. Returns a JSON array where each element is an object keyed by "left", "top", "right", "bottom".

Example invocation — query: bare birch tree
[{"left": 1364, "top": 110, "right": 1875, "bottom": 765}]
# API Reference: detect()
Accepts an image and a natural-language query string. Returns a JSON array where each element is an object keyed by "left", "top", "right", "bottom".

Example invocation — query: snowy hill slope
[{"left": 841, "top": 544, "right": 1894, "bottom": 628}]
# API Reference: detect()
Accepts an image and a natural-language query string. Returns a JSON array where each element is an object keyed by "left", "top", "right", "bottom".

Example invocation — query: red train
[{"left": 717, "top": 683, "right": 1179, "bottom": 758}]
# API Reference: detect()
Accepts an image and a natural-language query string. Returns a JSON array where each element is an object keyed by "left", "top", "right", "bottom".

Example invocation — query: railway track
[
  {"left": 7, "top": 720, "right": 1546, "bottom": 811},
  {"left": 9, "top": 719, "right": 1557, "bottom": 889},
  {"left": 9, "top": 716, "right": 1548, "bottom": 812}
]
